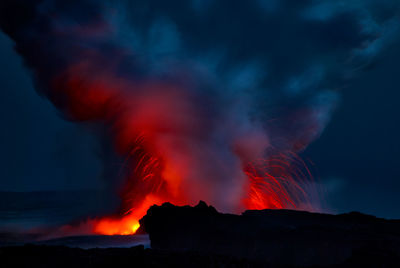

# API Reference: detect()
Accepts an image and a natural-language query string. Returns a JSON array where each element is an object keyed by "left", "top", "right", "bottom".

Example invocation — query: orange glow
[
  {"left": 94, "top": 216, "right": 140, "bottom": 235},
  {"left": 94, "top": 195, "right": 163, "bottom": 235}
]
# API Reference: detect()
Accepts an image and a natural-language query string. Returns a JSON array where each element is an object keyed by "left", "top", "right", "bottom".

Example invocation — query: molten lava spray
[{"left": 1, "top": 0, "right": 392, "bottom": 235}]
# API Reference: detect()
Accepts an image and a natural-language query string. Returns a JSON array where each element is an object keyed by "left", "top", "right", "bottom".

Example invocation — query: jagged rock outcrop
[{"left": 140, "top": 201, "right": 400, "bottom": 266}]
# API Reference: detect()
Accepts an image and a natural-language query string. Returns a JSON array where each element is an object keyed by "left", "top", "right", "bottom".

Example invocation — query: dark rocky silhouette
[
  {"left": 1, "top": 202, "right": 400, "bottom": 267},
  {"left": 140, "top": 201, "right": 400, "bottom": 266}
]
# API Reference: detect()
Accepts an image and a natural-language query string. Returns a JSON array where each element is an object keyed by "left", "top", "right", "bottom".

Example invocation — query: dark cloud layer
[{"left": 109, "top": 0, "right": 399, "bottom": 150}]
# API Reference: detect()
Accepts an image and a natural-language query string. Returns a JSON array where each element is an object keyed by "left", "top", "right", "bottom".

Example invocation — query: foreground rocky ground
[
  {"left": 140, "top": 201, "right": 400, "bottom": 267},
  {"left": 1, "top": 244, "right": 268, "bottom": 267},
  {"left": 2, "top": 243, "right": 400, "bottom": 267},
  {"left": 1, "top": 202, "right": 400, "bottom": 267}
]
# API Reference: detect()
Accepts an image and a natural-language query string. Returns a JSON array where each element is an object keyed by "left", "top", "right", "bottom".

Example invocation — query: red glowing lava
[
  {"left": 242, "top": 152, "right": 311, "bottom": 210},
  {"left": 94, "top": 195, "right": 162, "bottom": 235}
]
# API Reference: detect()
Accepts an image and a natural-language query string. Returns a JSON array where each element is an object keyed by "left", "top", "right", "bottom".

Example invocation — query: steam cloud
[{"left": 0, "top": 0, "right": 398, "bottom": 222}]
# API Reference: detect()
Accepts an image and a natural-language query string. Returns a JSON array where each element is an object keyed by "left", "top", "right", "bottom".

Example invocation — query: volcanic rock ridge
[{"left": 139, "top": 201, "right": 400, "bottom": 266}]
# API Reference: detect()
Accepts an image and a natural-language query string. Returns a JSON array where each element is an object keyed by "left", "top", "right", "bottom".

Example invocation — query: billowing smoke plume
[{"left": 1, "top": 0, "right": 398, "bottom": 234}]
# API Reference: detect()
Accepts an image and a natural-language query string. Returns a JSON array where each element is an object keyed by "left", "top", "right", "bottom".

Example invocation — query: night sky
[{"left": 0, "top": 0, "right": 399, "bottom": 219}]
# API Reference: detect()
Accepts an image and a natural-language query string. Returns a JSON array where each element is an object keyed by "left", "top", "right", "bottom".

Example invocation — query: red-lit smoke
[
  {"left": 0, "top": 0, "right": 316, "bottom": 236},
  {"left": 53, "top": 58, "right": 311, "bottom": 235}
]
